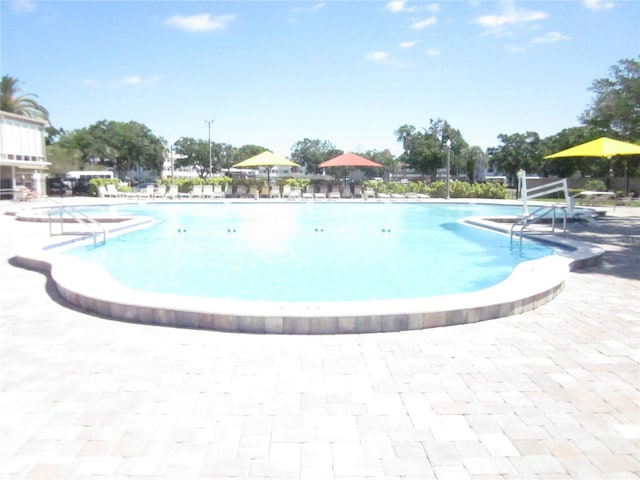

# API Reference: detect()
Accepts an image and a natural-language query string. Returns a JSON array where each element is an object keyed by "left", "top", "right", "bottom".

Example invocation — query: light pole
[
  {"left": 205, "top": 119, "right": 214, "bottom": 176},
  {"left": 445, "top": 139, "right": 451, "bottom": 200}
]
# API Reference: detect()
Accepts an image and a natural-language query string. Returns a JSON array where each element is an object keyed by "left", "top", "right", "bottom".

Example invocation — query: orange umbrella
[{"left": 318, "top": 152, "right": 384, "bottom": 168}]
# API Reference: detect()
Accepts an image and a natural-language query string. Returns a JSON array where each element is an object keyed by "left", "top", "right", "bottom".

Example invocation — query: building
[{"left": 0, "top": 111, "right": 49, "bottom": 200}]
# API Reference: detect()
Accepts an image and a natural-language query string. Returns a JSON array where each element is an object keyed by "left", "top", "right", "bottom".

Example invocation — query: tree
[
  {"left": 173, "top": 137, "right": 210, "bottom": 179},
  {"left": 0, "top": 75, "right": 49, "bottom": 121},
  {"left": 487, "top": 132, "right": 543, "bottom": 186},
  {"left": 290, "top": 138, "right": 339, "bottom": 174},
  {"left": 394, "top": 119, "right": 466, "bottom": 181},
  {"left": 463, "top": 146, "right": 486, "bottom": 182},
  {"left": 580, "top": 57, "right": 640, "bottom": 140},
  {"left": 58, "top": 120, "right": 164, "bottom": 177}
]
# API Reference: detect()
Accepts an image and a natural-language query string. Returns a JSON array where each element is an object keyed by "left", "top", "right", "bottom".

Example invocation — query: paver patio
[{"left": 1, "top": 200, "right": 638, "bottom": 479}]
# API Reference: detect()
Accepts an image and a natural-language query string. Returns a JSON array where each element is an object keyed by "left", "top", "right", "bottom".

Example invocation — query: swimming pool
[
  {"left": 62, "top": 202, "right": 553, "bottom": 302},
  {"left": 15, "top": 200, "right": 590, "bottom": 333}
]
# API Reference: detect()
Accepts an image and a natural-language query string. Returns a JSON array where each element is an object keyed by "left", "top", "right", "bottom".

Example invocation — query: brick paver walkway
[{"left": 1, "top": 201, "right": 638, "bottom": 479}]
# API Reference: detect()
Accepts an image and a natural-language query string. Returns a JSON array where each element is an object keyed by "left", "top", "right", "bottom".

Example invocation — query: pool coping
[{"left": 9, "top": 201, "right": 605, "bottom": 334}]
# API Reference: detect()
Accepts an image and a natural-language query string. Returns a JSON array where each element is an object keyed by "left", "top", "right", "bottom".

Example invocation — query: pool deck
[{"left": 1, "top": 198, "right": 639, "bottom": 479}]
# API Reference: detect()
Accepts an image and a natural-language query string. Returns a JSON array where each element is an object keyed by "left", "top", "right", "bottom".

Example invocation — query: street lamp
[
  {"left": 205, "top": 119, "right": 214, "bottom": 176},
  {"left": 445, "top": 139, "right": 451, "bottom": 200}
]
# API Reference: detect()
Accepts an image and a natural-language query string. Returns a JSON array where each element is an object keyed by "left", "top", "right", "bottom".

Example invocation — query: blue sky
[{"left": 2, "top": 0, "right": 638, "bottom": 157}]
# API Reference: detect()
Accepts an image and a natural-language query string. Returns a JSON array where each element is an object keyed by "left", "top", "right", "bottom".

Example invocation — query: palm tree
[{"left": 1, "top": 75, "right": 49, "bottom": 121}]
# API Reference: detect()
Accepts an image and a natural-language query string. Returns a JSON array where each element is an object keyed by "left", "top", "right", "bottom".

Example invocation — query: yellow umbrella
[
  {"left": 232, "top": 151, "right": 301, "bottom": 184},
  {"left": 544, "top": 137, "right": 640, "bottom": 159},
  {"left": 544, "top": 137, "right": 640, "bottom": 194}
]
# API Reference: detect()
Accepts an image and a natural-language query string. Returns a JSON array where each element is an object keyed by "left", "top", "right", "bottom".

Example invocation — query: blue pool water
[{"left": 63, "top": 203, "right": 554, "bottom": 302}]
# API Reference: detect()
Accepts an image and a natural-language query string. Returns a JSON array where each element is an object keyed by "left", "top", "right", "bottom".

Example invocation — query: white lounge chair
[
  {"left": 353, "top": 185, "right": 363, "bottom": 198},
  {"left": 153, "top": 186, "right": 166, "bottom": 198},
  {"left": 97, "top": 185, "right": 107, "bottom": 198},
  {"left": 165, "top": 185, "right": 179, "bottom": 199},
  {"left": 270, "top": 186, "right": 281, "bottom": 198},
  {"left": 212, "top": 185, "right": 225, "bottom": 198},
  {"left": 105, "top": 184, "right": 124, "bottom": 197},
  {"left": 302, "top": 186, "right": 314, "bottom": 200},
  {"left": 190, "top": 185, "right": 203, "bottom": 198},
  {"left": 236, "top": 185, "right": 248, "bottom": 197},
  {"left": 314, "top": 185, "right": 327, "bottom": 200},
  {"left": 288, "top": 188, "right": 301, "bottom": 200},
  {"left": 202, "top": 185, "right": 214, "bottom": 198},
  {"left": 282, "top": 184, "right": 291, "bottom": 198}
]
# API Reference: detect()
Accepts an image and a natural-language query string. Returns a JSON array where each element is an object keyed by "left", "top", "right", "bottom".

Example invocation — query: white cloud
[
  {"left": 411, "top": 16, "right": 437, "bottom": 29},
  {"left": 399, "top": 40, "right": 418, "bottom": 49},
  {"left": 116, "top": 75, "right": 160, "bottom": 87},
  {"left": 475, "top": 3, "right": 547, "bottom": 37},
  {"left": 583, "top": 0, "right": 615, "bottom": 10},
  {"left": 165, "top": 13, "right": 235, "bottom": 32},
  {"left": 426, "top": 4, "right": 440, "bottom": 13},
  {"left": 119, "top": 76, "right": 143, "bottom": 86},
  {"left": 386, "top": 1, "right": 413, "bottom": 13},
  {"left": 365, "top": 51, "right": 389, "bottom": 61},
  {"left": 82, "top": 79, "right": 101, "bottom": 87},
  {"left": 10, "top": 0, "right": 36, "bottom": 13},
  {"left": 426, "top": 48, "right": 441, "bottom": 56},
  {"left": 532, "top": 31, "right": 570, "bottom": 44}
]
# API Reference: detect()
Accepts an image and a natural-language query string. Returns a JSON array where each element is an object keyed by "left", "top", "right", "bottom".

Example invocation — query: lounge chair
[
  {"left": 329, "top": 185, "right": 340, "bottom": 200},
  {"left": 153, "top": 185, "right": 166, "bottom": 198},
  {"left": 376, "top": 191, "right": 390, "bottom": 199},
  {"left": 353, "top": 185, "right": 362, "bottom": 198},
  {"left": 341, "top": 185, "right": 352, "bottom": 198},
  {"left": 288, "top": 188, "right": 301, "bottom": 200},
  {"left": 190, "top": 185, "right": 203, "bottom": 198},
  {"left": 282, "top": 184, "right": 291, "bottom": 198},
  {"left": 363, "top": 187, "right": 375, "bottom": 200},
  {"left": 236, "top": 185, "right": 248, "bottom": 197},
  {"left": 248, "top": 185, "right": 259, "bottom": 198},
  {"left": 97, "top": 185, "right": 107, "bottom": 198},
  {"left": 105, "top": 184, "right": 124, "bottom": 198},
  {"left": 202, "top": 185, "right": 214, "bottom": 198},
  {"left": 314, "top": 185, "right": 327, "bottom": 200},
  {"left": 165, "top": 185, "right": 179, "bottom": 199},
  {"left": 270, "top": 186, "right": 281, "bottom": 198},
  {"left": 212, "top": 185, "right": 225, "bottom": 198},
  {"left": 302, "top": 186, "right": 314, "bottom": 200}
]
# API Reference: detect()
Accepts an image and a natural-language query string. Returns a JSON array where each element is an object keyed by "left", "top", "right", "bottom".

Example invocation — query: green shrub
[{"left": 584, "top": 179, "right": 607, "bottom": 191}]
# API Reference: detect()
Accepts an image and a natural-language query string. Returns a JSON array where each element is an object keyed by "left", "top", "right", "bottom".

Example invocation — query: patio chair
[
  {"left": 202, "top": 185, "right": 214, "bottom": 198},
  {"left": 282, "top": 184, "right": 291, "bottom": 198},
  {"left": 105, "top": 184, "right": 124, "bottom": 198},
  {"left": 153, "top": 185, "right": 166, "bottom": 198},
  {"left": 212, "top": 185, "right": 225, "bottom": 198},
  {"left": 288, "top": 188, "right": 301, "bottom": 200},
  {"left": 302, "top": 186, "right": 314, "bottom": 200},
  {"left": 329, "top": 185, "right": 341, "bottom": 200},
  {"left": 314, "top": 184, "right": 327, "bottom": 200},
  {"left": 165, "top": 185, "right": 179, "bottom": 199},
  {"left": 236, "top": 185, "right": 248, "bottom": 197},
  {"left": 353, "top": 185, "right": 362, "bottom": 198},
  {"left": 190, "top": 184, "right": 203, "bottom": 198},
  {"left": 270, "top": 186, "right": 281, "bottom": 198}
]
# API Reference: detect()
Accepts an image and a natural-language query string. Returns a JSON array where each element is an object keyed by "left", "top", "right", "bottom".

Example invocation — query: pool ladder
[
  {"left": 48, "top": 203, "right": 106, "bottom": 247},
  {"left": 510, "top": 204, "right": 567, "bottom": 249}
]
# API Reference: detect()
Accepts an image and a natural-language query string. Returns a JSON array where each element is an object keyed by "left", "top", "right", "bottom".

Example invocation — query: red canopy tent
[{"left": 318, "top": 152, "right": 384, "bottom": 168}]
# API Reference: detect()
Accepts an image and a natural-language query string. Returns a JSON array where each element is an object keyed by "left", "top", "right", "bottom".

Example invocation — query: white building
[{"left": 0, "top": 111, "right": 49, "bottom": 199}]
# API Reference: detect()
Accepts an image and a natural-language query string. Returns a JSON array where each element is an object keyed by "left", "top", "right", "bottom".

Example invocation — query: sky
[{"left": 2, "top": 0, "right": 638, "bottom": 158}]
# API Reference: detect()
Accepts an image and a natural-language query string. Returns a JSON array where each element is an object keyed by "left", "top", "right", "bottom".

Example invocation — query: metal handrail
[
  {"left": 510, "top": 204, "right": 567, "bottom": 249},
  {"left": 47, "top": 203, "right": 106, "bottom": 247}
]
